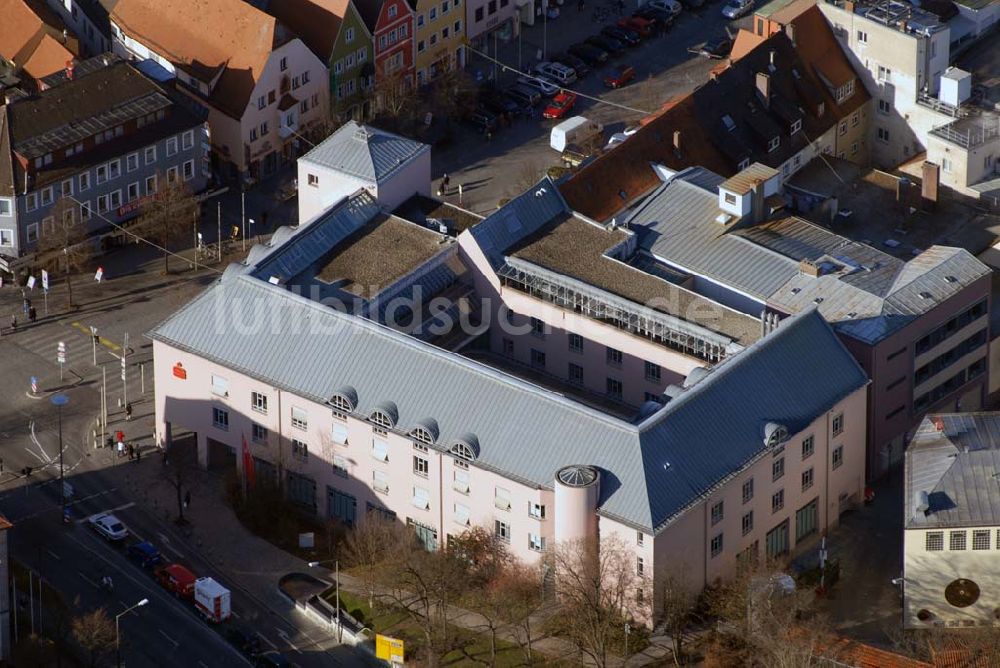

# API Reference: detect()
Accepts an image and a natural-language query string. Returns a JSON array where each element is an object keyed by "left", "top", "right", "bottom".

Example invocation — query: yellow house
[{"left": 413, "top": 0, "right": 465, "bottom": 85}]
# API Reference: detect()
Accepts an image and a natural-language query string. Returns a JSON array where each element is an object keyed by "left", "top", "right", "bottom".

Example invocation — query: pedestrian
[
  {"left": 9, "top": 315, "right": 16, "bottom": 332},
  {"left": 28, "top": 306, "right": 36, "bottom": 323},
  {"left": 162, "top": 451, "right": 168, "bottom": 467},
  {"left": 117, "top": 440, "right": 124, "bottom": 458},
  {"left": 128, "top": 443, "right": 134, "bottom": 460},
  {"left": 136, "top": 446, "right": 141, "bottom": 462},
  {"left": 184, "top": 490, "right": 191, "bottom": 509},
  {"left": 125, "top": 403, "right": 132, "bottom": 421}
]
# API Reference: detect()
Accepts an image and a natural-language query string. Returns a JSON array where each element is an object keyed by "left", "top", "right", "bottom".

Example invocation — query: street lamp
[
  {"left": 50, "top": 393, "right": 68, "bottom": 518},
  {"left": 308, "top": 560, "right": 342, "bottom": 642},
  {"left": 116, "top": 598, "right": 149, "bottom": 667}
]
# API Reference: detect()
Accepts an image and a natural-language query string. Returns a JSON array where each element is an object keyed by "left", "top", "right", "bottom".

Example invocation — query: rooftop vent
[
  {"left": 915, "top": 490, "right": 930, "bottom": 514},
  {"left": 919, "top": 291, "right": 933, "bottom": 299},
  {"left": 353, "top": 125, "right": 375, "bottom": 141},
  {"left": 813, "top": 297, "right": 824, "bottom": 304},
  {"left": 791, "top": 287, "right": 801, "bottom": 294},
  {"left": 557, "top": 465, "right": 599, "bottom": 487},
  {"left": 944, "top": 275, "right": 957, "bottom": 284},
  {"left": 799, "top": 259, "right": 821, "bottom": 277}
]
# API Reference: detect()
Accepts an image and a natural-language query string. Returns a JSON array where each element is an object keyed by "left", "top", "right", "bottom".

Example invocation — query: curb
[{"left": 24, "top": 368, "right": 85, "bottom": 399}]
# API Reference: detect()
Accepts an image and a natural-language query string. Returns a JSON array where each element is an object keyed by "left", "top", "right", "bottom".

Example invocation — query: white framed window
[
  {"left": 331, "top": 422, "right": 349, "bottom": 445},
  {"left": 0, "top": 198, "right": 11, "bottom": 217},
  {"left": 743, "top": 478, "right": 754, "bottom": 503},
  {"left": 742, "top": 511, "right": 753, "bottom": 536},
  {"left": 802, "top": 436, "right": 814, "bottom": 459},
  {"left": 346, "top": 27, "right": 356, "bottom": 42},
  {"left": 166, "top": 137, "right": 178, "bottom": 156},
  {"left": 291, "top": 407, "right": 308, "bottom": 430},
  {"left": 40, "top": 187, "right": 54, "bottom": 206},
  {"left": 768, "top": 136, "right": 780, "bottom": 152},
  {"left": 411, "top": 486, "right": 430, "bottom": 510},
  {"left": 182, "top": 160, "right": 195, "bottom": 181},
  {"left": 878, "top": 99, "right": 890, "bottom": 115},
  {"left": 212, "top": 406, "right": 229, "bottom": 430},
  {"left": 127, "top": 182, "right": 139, "bottom": 201},
  {"left": 79, "top": 172, "right": 90, "bottom": 191},
  {"left": 80, "top": 201, "right": 92, "bottom": 221},
  {"left": 453, "top": 468, "right": 469, "bottom": 494},
  {"left": 802, "top": 467, "right": 814, "bottom": 491},
  {"left": 182, "top": 130, "right": 194, "bottom": 150},
  {"left": 292, "top": 439, "right": 308, "bottom": 460},
  {"left": 0, "top": 229, "right": 11, "bottom": 246},
  {"left": 494, "top": 486, "right": 511, "bottom": 511},
  {"left": 108, "top": 160, "right": 120, "bottom": 180},
  {"left": 280, "top": 56, "right": 287, "bottom": 71},
  {"left": 126, "top": 153, "right": 139, "bottom": 172},
  {"left": 26, "top": 223, "right": 38, "bottom": 243},
  {"left": 373, "top": 470, "right": 390, "bottom": 493},
  {"left": 832, "top": 414, "right": 844, "bottom": 436},
  {"left": 528, "top": 534, "right": 545, "bottom": 552},
  {"left": 252, "top": 423, "right": 268, "bottom": 443},
  {"left": 145, "top": 146, "right": 156, "bottom": 164},
  {"left": 41, "top": 216, "right": 54, "bottom": 237},
  {"left": 96, "top": 165, "right": 108, "bottom": 184},
  {"left": 413, "top": 455, "right": 429, "bottom": 477},
  {"left": 97, "top": 194, "right": 109, "bottom": 214},
  {"left": 166, "top": 166, "right": 179, "bottom": 184},
  {"left": 61, "top": 179, "right": 73, "bottom": 198},
  {"left": 710, "top": 534, "right": 723, "bottom": 557},
  {"left": 211, "top": 374, "right": 229, "bottom": 397},
  {"left": 388, "top": 3, "right": 397, "bottom": 17},
  {"left": 950, "top": 530, "right": 967, "bottom": 551},
  {"left": 636, "top": 556, "right": 644, "bottom": 575},
  {"left": 333, "top": 454, "right": 349, "bottom": 477},
  {"left": 109, "top": 190, "right": 121, "bottom": 209},
  {"left": 372, "top": 438, "right": 389, "bottom": 462},
  {"left": 637, "top": 531, "right": 644, "bottom": 547},
  {"left": 832, "top": 445, "right": 844, "bottom": 470},
  {"left": 26, "top": 193, "right": 38, "bottom": 211},
  {"left": 251, "top": 391, "right": 268, "bottom": 414},
  {"left": 454, "top": 503, "right": 470, "bottom": 526},
  {"left": 528, "top": 502, "right": 545, "bottom": 519},
  {"left": 857, "top": 29, "right": 867, "bottom": 43},
  {"left": 711, "top": 501, "right": 724, "bottom": 525},
  {"left": 145, "top": 174, "right": 157, "bottom": 195},
  {"left": 494, "top": 520, "right": 510, "bottom": 542},
  {"left": 308, "top": 174, "right": 319, "bottom": 187}
]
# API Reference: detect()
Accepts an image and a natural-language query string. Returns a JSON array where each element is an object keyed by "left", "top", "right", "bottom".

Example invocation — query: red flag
[{"left": 242, "top": 433, "right": 255, "bottom": 490}]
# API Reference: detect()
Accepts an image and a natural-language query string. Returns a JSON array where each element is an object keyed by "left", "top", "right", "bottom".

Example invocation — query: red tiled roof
[
  {"left": 0, "top": 0, "right": 76, "bottom": 80},
  {"left": 825, "top": 638, "right": 933, "bottom": 668},
  {"left": 269, "top": 0, "right": 353, "bottom": 61}
]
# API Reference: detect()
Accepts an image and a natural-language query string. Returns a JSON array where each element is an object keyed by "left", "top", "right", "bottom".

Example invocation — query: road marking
[
  {"left": 29, "top": 421, "right": 52, "bottom": 463},
  {"left": 78, "top": 571, "right": 97, "bottom": 588},
  {"left": 231, "top": 610, "right": 240, "bottom": 618},
  {"left": 24, "top": 448, "right": 47, "bottom": 463},
  {"left": 277, "top": 629, "right": 302, "bottom": 654},
  {"left": 257, "top": 632, "right": 278, "bottom": 650},
  {"left": 158, "top": 629, "right": 179, "bottom": 647},
  {"left": 71, "top": 321, "right": 121, "bottom": 351},
  {"left": 46, "top": 549, "right": 60, "bottom": 561},
  {"left": 156, "top": 532, "right": 186, "bottom": 558},
  {"left": 74, "top": 501, "right": 136, "bottom": 524}
]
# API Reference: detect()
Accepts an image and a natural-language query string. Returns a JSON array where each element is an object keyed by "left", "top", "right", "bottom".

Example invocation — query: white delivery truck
[
  {"left": 550, "top": 116, "right": 604, "bottom": 153},
  {"left": 194, "top": 577, "right": 231, "bottom": 623}
]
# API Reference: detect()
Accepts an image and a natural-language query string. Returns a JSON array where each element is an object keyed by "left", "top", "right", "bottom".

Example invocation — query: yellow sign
[{"left": 376, "top": 634, "right": 405, "bottom": 664}]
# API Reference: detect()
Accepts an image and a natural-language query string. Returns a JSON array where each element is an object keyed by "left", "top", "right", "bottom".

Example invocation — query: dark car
[
  {"left": 618, "top": 15, "right": 654, "bottom": 36},
  {"left": 601, "top": 25, "right": 641, "bottom": 46},
  {"left": 255, "top": 652, "right": 291, "bottom": 668},
  {"left": 465, "top": 109, "right": 498, "bottom": 133},
  {"left": 567, "top": 43, "right": 609, "bottom": 66},
  {"left": 700, "top": 37, "right": 732, "bottom": 58},
  {"left": 552, "top": 52, "right": 591, "bottom": 77},
  {"left": 504, "top": 84, "right": 541, "bottom": 108},
  {"left": 586, "top": 34, "right": 626, "bottom": 56},
  {"left": 478, "top": 89, "right": 519, "bottom": 115},
  {"left": 604, "top": 64, "right": 636, "bottom": 89},
  {"left": 633, "top": 6, "right": 673, "bottom": 28},
  {"left": 126, "top": 541, "right": 164, "bottom": 570},
  {"left": 226, "top": 627, "right": 263, "bottom": 657}
]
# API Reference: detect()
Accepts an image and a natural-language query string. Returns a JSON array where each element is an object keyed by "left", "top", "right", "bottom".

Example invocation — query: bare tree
[
  {"left": 549, "top": 535, "right": 642, "bottom": 667},
  {"left": 496, "top": 561, "right": 548, "bottom": 665},
  {"left": 162, "top": 435, "right": 198, "bottom": 525},
  {"left": 134, "top": 175, "right": 199, "bottom": 274},
  {"left": 452, "top": 527, "right": 513, "bottom": 667},
  {"left": 373, "top": 70, "right": 414, "bottom": 120},
  {"left": 428, "top": 69, "right": 478, "bottom": 120},
  {"left": 36, "top": 196, "right": 94, "bottom": 309},
  {"left": 656, "top": 570, "right": 698, "bottom": 666},
  {"left": 343, "top": 512, "right": 405, "bottom": 609},
  {"left": 72, "top": 608, "right": 115, "bottom": 668}
]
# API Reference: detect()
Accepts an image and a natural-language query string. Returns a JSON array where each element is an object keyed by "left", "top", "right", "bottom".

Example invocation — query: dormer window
[
  {"left": 411, "top": 427, "right": 434, "bottom": 444},
  {"left": 451, "top": 442, "right": 475, "bottom": 461},
  {"left": 738, "top": 158, "right": 751, "bottom": 170},
  {"left": 768, "top": 136, "right": 780, "bottom": 152},
  {"left": 836, "top": 79, "right": 855, "bottom": 103},
  {"left": 790, "top": 119, "right": 802, "bottom": 135},
  {"left": 370, "top": 410, "right": 393, "bottom": 431}
]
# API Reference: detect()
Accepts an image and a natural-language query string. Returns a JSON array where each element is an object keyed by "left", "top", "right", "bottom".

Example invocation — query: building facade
[
  {"left": 108, "top": 0, "right": 329, "bottom": 181},
  {"left": 903, "top": 414, "right": 1000, "bottom": 629},
  {"left": 43, "top": 0, "right": 110, "bottom": 57},
  {"left": 413, "top": 0, "right": 466, "bottom": 85},
  {"left": 466, "top": 0, "right": 519, "bottom": 52},
  {"left": 0, "top": 56, "right": 209, "bottom": 270},
  {"left": 362, "top": 0, "right": 416, "bottom": 94},
  {"left": 267, "top": 0, "right": 376, "bottom": 122}
]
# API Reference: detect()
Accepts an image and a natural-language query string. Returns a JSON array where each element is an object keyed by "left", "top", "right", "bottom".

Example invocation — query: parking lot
[{"left": 433, "top": 0, "right": 750, "bottom": 213}]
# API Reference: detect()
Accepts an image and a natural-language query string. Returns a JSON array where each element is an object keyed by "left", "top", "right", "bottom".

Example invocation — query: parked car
[
  {"left": 552, "top": 52, "right": 591, "bottom": 77},
  {"left": 88, "top": 513, "right": 128, "bottom": 541},
  {"left": 126, "top": 541, "right": 164, "bottom": 569},
  {"left": 465, "top": 108, "right": 498, "bottom": 133},
  {"left": 543, "top": 91, "right": 578, "bottom": 119},
  {"left": 194, "top": 577, "right": 232, "bottom": 623},
  {"left": 155, "top": 563, "right": 197, "bottom": 599},
  {"left": 534, "top": 61, "right": 578, "bottom": 85},
  {"left": 478, "top": 89, "right": 519, "bottom": 115},
  {"left": 632, "top": 6, "right": 673, "bottom": 29},
  {"left": 604, "top": 64, "right": 636, "bottom": 88},
  {"left": 699, "top": 37, "right": 732, "bottom": 58},
  {"left": 226, "top": 627, "right": 263, "bottom": 657},
  {"left": 601, "top": 25, "right": 641, "bottom": 47},
  {"left": 517, "top": 75, "right": 560, "bottom": 97},
  {"left": 505, "top": 84, "right": 542, "bottom": 107},
  {"left": 567, "top": 43, "right": 608, "bottom": 65},
  {"left": 618, "top": 15, "right": 654, "bottom": 36},
  {"left": 646, "top": 0, "right": 682, "bottom": 16},
  {"left": 586, "top": 34, "right": 626, "bottom": 56},
  {"left": 722, "top": 0, "right": 753, "bottom": 17}
]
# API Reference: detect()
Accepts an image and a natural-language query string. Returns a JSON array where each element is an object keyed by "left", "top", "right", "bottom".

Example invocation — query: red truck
[{"left": 155, "top": 564, "right": 196, "bottom": 599}]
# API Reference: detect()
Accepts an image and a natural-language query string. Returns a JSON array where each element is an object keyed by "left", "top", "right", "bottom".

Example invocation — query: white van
[
  {"left": 550, "top": 116, "right": 604, "bottom": 153},
  {"left": 534, "top": 61, "right": 577, "bottom": 86}
]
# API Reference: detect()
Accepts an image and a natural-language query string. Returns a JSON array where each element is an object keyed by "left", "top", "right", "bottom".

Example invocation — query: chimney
[
  {"left": 751, "top": 182, "right": 766, "bottom": 223},
  {"left": 61, "top": 28, "right": 68, "bottom": 42},
  {"left": 784, "top": 23, "right": 796, "bottom": 46},
  {"left": 921, "top": 161, "right": 939, "bottom": 211},
  {"left": 799, "top": 259, "right": 821, "bottom": 277},
  {"left": 931, "top": 416, "right": 945, "bottom": 432},
  {"left": 65, "top": 59, "right": 74, "bottom": 80},
  {"left": 844, "top": 0, "right": 855, "bottom": 12},
  {"left": 756, "top": 72, "right": 771, "bottom": 108},
  {"left": 672, "top": 130, "right": 682, "bottom": 152}
]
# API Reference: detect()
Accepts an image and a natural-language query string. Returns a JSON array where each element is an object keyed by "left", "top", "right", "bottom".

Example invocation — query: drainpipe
[
  {"left": 438, "top": 449, "right": 444, "bottom": 549},
  {"left": 825, "top": 409, "right": 831, "bottom": 533},
  {"left": 703, "top": 500, "right": 708, "bottom": 588},
  {"left": 276, "top": 387, "right": 284, "bottom": 491}
]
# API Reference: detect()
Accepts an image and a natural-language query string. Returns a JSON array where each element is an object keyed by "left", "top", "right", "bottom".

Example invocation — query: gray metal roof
[
  {"left": 150, "top": 263, "right": 867, "bottom": 532},
  {"left": 299, "top": 121, "right": 430, "bottom": 184},
  {"left": 469, "top": 177, "right": 568, "bottom": 269},
  {"left": 625, "top": 169, "right": 992, "bottom": 344},
  {"left": 906, "top": 414, "right": 1000, "bottom": 529}
]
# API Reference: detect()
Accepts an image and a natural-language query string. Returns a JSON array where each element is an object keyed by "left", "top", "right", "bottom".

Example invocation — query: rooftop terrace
[
  {"left": 929, "top": 113, "right": 1000, "bottom": 150},
  {"left": 392, "top": 194, "right": 484, "bottom": 235}
]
